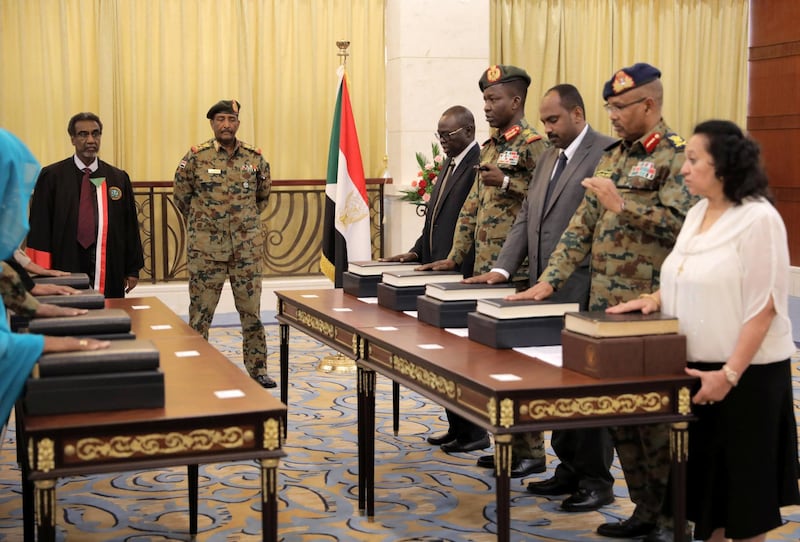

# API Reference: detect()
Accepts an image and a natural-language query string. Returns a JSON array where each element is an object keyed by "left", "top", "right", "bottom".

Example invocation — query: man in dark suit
[
  {"left": 382, "top": 105, "right": 478, "bottom": 273},
  {"left": 382, "top": 105, "right": 483, "bottom": 450},
  {"left": 466, "top": 84, "right": 617, "bottom": 502}
]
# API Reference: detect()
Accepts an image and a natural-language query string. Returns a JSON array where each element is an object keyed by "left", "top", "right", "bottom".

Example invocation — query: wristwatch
[
  {"left": 501, "top": 175, "right": 510, "bottom": 191},
  {"left": 722, "top": 364, "right": 739, "bottom": 386}
]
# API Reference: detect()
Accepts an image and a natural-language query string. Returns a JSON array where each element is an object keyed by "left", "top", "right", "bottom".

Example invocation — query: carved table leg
[
  {"left": 34, "top": 479, "right": 56, "bottom": 542},
  {"left": 494, "top": 434, "right": 513, "bottom": 542},
  {"left": 260, "top": 458, "right": 280, "bottom": 542},
  {"left": 357, "top": 366, "right": 376, "bottom": 514},
  {"left": 670, "top": 421, "right": 689, "bottom": 542}
]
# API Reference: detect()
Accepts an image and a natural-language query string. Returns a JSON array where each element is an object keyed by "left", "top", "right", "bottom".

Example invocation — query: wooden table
[
  {"left": 16, "top": 298, "right": 287, "bottom": 541},
  {"left": 276, "top": 288, "right": 695, "bottom": 542}
]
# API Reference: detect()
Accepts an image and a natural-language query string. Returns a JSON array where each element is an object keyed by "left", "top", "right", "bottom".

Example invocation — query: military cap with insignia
[
  {"left": 206, "top": 99, "right": 241, "bottom": 119},
  {"left": 478, "top": 65, "right": 531, "bottom": 92},
  {"left": 603, "top": 63, "right": 661, "bottom": 100}
]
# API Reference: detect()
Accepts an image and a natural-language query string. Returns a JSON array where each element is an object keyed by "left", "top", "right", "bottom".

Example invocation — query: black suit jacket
[
  {"left": 494, "top": 127, "right": 616, "bottom": 307},
  {"left": 410, "top": 143, "right": 479, "bottom": 275}
]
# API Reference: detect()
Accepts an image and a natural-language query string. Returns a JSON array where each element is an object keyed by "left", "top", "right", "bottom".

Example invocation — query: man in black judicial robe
[{"left": 26, "top": 112, "right": 143, "bottom": 298}]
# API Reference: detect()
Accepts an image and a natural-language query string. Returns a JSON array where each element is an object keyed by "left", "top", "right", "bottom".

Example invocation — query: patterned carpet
[{"left": 1, "top": 324, "right": 799, "bottom": 541}]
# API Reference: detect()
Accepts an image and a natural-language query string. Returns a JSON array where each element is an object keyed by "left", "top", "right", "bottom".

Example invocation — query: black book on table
[
  {"left": 425, "top": 282, "right": 517, "bottom": 302},
  {"left": 33, "top": 339, "right": 160, "bottom": 378},
  {"left": 476, "top": 298, "right": 579, "bottom": 319},
  {"left": 27, "top": 308, "right": 131, "bottom": 336},
  {"left": 416, "top": 295, "right": 476, "bottom": 328},
  {"left": 467, "top": 312, "right": 563, "bottom": 349},
  {"left": 342, "top": 272, "right": 381, "bottom": 297},
  {"left": 381, "top": 270, "right": 463, "bottom": 288},
  {"left": 347, "top": 260, "right": 418, "bottom": 276},
  {"left": 32, "top": 272, "right": 91, "bottom": 289}
]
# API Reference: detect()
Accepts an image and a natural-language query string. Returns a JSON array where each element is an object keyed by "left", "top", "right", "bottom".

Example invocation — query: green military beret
[
  {"left": 603, "top": 63, "right": 661, "bottom": 100},
  {"left": 478, "top": 65, "right": 531, "bottom": 92},
  {"left": 206, "top": 99, "right": 241, "bottom": 119}
]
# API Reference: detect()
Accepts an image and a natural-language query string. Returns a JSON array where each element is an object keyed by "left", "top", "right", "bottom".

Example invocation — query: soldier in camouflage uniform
[
  {"left": 518, "top": 64, "right": 697, "bottom": 542},
  {"left": 420, "top": 65, "right": 548, "bottom": 475},
  {"left": 173, "top": 100, "right": 276, "bottom": 388}
]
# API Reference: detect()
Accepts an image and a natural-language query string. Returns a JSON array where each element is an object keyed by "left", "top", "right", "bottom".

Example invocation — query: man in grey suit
[{"left": 466, "top": 84, "right": 617, "bottom": 509}]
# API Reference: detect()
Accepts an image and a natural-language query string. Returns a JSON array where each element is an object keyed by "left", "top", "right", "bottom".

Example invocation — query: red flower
[
  {"left": 417, "top": 187, "right": 426, "bottom": 196},
  {"left": 418, "top": 179, "right": 427, "bottom": 189}
]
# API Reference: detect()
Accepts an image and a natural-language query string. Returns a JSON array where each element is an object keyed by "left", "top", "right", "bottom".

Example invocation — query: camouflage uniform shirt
[
  {"left": 174, "top": 139, "right": 271, "bottom": 261},
  {"left": 541, "top": 120, "right": 697, "bottom": 309},
  {"left": 447, "top": 118, "right": 547, "bottom": 278},
  {"left": 0, "top": 261, "right": 39, "bottom": 318}
]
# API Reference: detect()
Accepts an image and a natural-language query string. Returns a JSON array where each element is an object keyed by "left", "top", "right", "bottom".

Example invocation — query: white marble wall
[{"left": 384, "top": 0, "right": 490, "bottom": 256}]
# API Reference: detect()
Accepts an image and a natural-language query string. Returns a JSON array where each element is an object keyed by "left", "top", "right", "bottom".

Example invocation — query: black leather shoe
[
  {"left": 560, "top": 487, "right": 615, "bottom": 512},
  {"left": 440, "top": 435, "right": 490, "bottom": 453},
  {"left": 526, "top": 476, "right": 578, "bottom": 496},
  {"left": 491, "top": 457, "right": 546, "bottom": 478},
  {"left": 254, "top": 374, "right": 277, "bottom": 388},
  {"left": 427, "top": 432, "right": 456, "bottom": 445},
  {"left": 476, "top": 454, "right": 494, "bottom": 468},
  {"left": 596, "top": 517, "right": 656, "bottom": 538}
]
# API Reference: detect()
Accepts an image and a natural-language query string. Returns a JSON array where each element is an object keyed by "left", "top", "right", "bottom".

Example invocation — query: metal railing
[{"left": 132, "top": 179, "right": 390, "bottom": 283}]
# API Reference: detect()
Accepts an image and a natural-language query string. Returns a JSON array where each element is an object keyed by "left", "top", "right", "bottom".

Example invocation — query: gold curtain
[
  {"left": 490, "top": 0, "right": 749, "bottom": 139},
  {"left": 0, "top": 0, "right": 386, "bottom": 180}
]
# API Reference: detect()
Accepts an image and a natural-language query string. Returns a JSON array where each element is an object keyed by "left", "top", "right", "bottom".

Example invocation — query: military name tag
[
  {"left": 497, "top": 150, "right": 519, "bottom": 167},
  {"left": 208, "top": 168, "right": 222, "bottom": 175},
  {"left": 629, "top": 161, "right": 656, "bottom": 180}
]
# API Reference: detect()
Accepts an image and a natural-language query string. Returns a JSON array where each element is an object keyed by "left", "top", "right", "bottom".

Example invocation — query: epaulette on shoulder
[
  {"left": 525, "top": 132, "right": 542, "bottom": 144},
  {"left": 604, "top": 139, "right": 622, "bottom": 151},
  {"left": 665, "top": 133, "right": 686, "bottom": 150},
  {"left": 481, "top": 137, "right": 492, "bottom": 148},
  {"left": 240, "top": 142, "right": 262, "bottom": 155},
  {"left": 191, "top": 141, "right": 212, "bottom": 154}
]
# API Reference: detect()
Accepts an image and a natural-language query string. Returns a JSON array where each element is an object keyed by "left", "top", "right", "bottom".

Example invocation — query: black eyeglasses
[
  {"left": 603, "top": 97, "right": 647, "bottom": 113},
  {"left": 434, "top": 126, "right": 465, "bottom": 142},
  {"left": 75, "top": 130, "right": 102, "bottom": 140}
]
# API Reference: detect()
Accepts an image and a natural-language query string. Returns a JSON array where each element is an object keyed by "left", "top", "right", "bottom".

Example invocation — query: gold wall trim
[
  {"left": 519, "top": 392, "right": 669, "bottom": 420},
  {"left": 391, "top": 354, "right": 456, "bottom": 399},
  {"left": 70, "top": 427, "right": 252, "bottom": 461}
]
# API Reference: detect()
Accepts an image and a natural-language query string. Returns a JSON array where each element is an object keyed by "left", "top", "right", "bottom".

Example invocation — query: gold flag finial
[{"left": 336, "top": 40, "right": 350, "bottom": 67}]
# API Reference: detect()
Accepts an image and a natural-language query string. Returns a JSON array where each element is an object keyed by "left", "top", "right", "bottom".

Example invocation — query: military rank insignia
[
  {"left": 502, "top": 125, "right": 521, "bottom": 141},
  {"left": 667, "top": 134, "right": 686, "bottom": 149},
  {"left": 179, "top": 159, "right": 187, "bottom": 169},
  {"left": 497, "top": 150, "right": 520, "bottom": 167},
  {"left": 629, "top": 161, "right": 656, "bottom": 180},
  {"left": 612, "top": 70, "right": 635, "bottom": 94},
  {"left": 487, "top": 65, "right": 501, "bottom": 83},
  {"left": 643, "top": 132, "right": 662, "bottom": 153}
]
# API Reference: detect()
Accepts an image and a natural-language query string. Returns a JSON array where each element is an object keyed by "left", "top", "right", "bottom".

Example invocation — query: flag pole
[{"left": 318, "top": 40, "right": 358, "bottom": 375}]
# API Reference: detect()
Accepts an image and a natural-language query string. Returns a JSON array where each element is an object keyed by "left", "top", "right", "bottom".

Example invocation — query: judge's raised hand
[
  {"left": 125, "top": 276, "right": 138, "bottom": 294},
  {"left": 43, "top": 336, "right": 111, "bottom": 354},
  {"left": 380, "top": 252, "right": 418, "bottom": 263},
  {"left": 581, "top": 177, "right": 625, "bottom": 213},
  {"left": 415, "top": 259, "right": 456, "bottom": 271},
  {"left": 506, "top": 281, "right": 553, "bottom": 301},
  {"left": 30, "top": 283, "right": 80, "bottom": 296},
  {"left": 34, "top": 304, "right": 89, "bottom": 318},
  {"left": 463, "top": 271, "right": 506, "bottom": 284}
]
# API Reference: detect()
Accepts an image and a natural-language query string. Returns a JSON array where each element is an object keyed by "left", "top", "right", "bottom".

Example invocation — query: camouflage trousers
[
  {"left": 511, "top": 431, "right": 546, "bottom": 459},
  {"left": 187, "top": 253, "right": 267, "bottom": 378},
  {"left": 611, "top": 423, "right": 671, "bottom": 523}
]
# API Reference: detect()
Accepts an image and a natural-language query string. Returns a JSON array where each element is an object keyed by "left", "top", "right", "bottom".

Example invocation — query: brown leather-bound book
[
  {"left": 561, "top": 330, "right": 687, "bottom": 378},
  {"left": 564, "top": 310, "right": 679, "bottom": 338},
  {"left": 643, "top": 334, "right": 687, "bottom": 376},
  {"left": 561, "top": 329, "right": 644, "bottom": 378}
]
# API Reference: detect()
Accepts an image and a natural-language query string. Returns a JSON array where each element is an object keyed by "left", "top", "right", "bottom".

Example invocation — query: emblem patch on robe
[{"left": 109, "top": 187, "right": 123, "bottom": 200}]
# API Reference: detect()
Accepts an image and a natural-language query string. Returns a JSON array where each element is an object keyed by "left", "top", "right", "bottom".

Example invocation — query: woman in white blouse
[{"left": 608, "top": 120, "right": 800, "bottom": 542}]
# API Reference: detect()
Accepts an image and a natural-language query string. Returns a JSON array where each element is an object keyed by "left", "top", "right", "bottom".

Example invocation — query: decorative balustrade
[{"left": 132, "top": 179, "right": 390, "bottom": 283}]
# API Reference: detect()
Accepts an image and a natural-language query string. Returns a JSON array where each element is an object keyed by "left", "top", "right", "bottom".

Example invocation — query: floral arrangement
[{"left": 399, "top": 143, "right": 444, "bottom": 209}]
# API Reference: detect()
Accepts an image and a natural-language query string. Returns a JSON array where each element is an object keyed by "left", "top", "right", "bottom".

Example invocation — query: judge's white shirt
[{"left": 660, "top": 197, "right": 795, "bottom": 364}]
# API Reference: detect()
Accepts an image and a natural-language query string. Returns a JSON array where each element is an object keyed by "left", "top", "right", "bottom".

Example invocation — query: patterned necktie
[
  {"left": 430, "top": 159, "right": 455, "bottom": 219},
  {"left": 77, "top": 167, "right": 96, "bottom": 248},
  {"left": 543, "top": 151, "right": 568, "bottom": 209}
]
